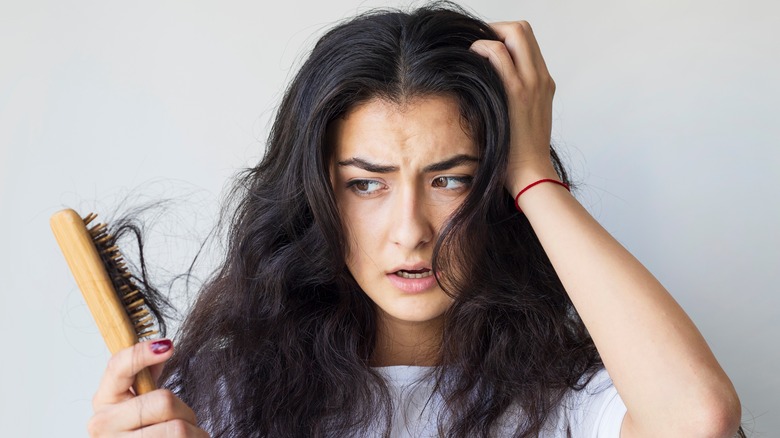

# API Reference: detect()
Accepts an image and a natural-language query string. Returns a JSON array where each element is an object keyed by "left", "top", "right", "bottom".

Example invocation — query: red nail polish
[{"left": 150, "top": 339, "right": 172, "bottom": 354}]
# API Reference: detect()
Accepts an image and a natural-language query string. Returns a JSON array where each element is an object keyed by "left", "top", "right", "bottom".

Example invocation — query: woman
[{"left": 87, "top": 3, "right": 743, "bottom": 437}]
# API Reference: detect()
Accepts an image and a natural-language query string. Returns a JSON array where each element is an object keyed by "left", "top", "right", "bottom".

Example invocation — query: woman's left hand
[
  {"left": 470, "top": 21, "right": 558, "bottom": 195},
  {"left": 474, "top": 22, "right": 742, "bottom": 438}
]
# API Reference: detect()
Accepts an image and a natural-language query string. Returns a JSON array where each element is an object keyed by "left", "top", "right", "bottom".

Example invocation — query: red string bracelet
[{"left": 514, "top": 178, "right": 570, "bottom": 213}]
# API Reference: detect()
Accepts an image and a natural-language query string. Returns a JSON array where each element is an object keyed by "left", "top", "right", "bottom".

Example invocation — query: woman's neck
[{"left": 370, "top": 313, "right": 444, "bottom": 367}]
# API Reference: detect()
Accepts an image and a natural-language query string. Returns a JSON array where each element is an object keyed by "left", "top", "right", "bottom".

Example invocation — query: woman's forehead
[{"left": 330, "top": 95, "right": 477, "bottom": 163}]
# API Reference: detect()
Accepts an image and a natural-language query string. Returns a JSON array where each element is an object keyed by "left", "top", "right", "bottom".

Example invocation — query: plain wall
[{"left": 1, "top": 0, "right": 777, "bottom": 435}]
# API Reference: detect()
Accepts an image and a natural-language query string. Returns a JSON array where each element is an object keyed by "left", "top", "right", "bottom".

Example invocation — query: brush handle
[{"left": 51, "top": 208, "right": 156, "bottom": 395}]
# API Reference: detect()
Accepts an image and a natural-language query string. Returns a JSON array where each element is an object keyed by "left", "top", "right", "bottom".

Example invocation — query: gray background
[{"left": 1, "top": 0, "right": 777, "bottom": 436}]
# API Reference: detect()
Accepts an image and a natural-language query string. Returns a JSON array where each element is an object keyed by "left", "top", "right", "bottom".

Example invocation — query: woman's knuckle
[
  {"left": 154, "top": 389, "right": 179, "bottom": 414},
  {"left": 105, "top": 354, "right": 123, "bottom": 376},
  {"left": 510, "top": 21, "right": 527, "bottom": 34},
  {"left": 86, "top": 413, "right": 106, "bottom": 437},
  {"left": 506, "top": 77, "right": 523, "bottom": 94},
  {"left": 482, "top": 39, "right": 503, "bottom": 52},
  {"left": 518, "top": 20, "right": 533, "bottom": 32},
  {"left": 166, "top": 419, "right": 191, "bottom": 436}
]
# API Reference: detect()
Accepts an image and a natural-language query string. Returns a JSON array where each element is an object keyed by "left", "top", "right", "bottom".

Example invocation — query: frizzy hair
[{"left": 160, "top": 2, "right": 603, "bottom": 437}]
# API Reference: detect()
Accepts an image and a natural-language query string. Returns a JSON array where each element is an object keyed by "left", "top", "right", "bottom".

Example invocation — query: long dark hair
[{"left": 160, "top": 3, "right": 602, "bottom": 437}]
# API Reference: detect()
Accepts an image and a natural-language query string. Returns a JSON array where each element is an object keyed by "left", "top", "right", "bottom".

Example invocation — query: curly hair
[{"left": 159, "top": 3, "right": 606, "bottom": 437}]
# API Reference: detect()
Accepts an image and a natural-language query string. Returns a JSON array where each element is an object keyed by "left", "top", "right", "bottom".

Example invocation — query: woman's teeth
[{"left": 395, "top": 270, "right": 433, "bottom": 279}]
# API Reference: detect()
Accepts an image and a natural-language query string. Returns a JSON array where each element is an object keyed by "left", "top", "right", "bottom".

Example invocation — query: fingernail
[{"left": 150, "top": 339, "right": 172, "bottom": 354}]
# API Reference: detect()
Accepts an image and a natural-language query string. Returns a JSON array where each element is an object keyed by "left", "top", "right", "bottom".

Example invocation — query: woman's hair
[{"left": 160, "top": 2, "right": 602, "bottom": 437}]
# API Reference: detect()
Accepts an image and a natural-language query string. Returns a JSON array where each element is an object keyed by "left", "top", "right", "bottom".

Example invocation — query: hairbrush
[{"left": 50, "top": 208, "right": 160, "bottom": 395}]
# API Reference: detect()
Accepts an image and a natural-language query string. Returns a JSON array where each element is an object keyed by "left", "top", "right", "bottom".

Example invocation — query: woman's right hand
[{"left": 88, "top": 339, "right": 209, "bottom": 437}]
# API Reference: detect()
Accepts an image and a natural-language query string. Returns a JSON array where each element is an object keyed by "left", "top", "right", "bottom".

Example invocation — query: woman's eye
[
  {"left": 347, "top": 179, "right": 385, "bottom": 196},
  {"left": 432, "top": 176, "right": 472, "bottom": 190}
]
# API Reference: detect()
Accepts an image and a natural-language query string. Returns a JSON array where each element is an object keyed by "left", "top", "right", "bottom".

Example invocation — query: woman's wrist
[
  {"left": 505, "top": 163, "right": 560, "bottom": 198},
  {"left": 513, "top": 179, "right": 570, "bottom": 212}
]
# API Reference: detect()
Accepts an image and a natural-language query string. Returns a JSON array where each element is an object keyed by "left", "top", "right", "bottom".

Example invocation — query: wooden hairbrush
[{"left": 50, "top": 208, "right": 160, "bottom": 395}]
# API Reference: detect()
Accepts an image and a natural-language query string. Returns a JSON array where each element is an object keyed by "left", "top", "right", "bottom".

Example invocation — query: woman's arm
[{"left": 472, "top": 22, "right": 741, "bottom": 437}]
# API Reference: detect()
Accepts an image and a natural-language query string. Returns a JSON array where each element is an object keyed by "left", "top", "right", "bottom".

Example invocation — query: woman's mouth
[
  {"left": 387, "top": 269, "right": 437, "bottom": 293},
  {"left": 394, "top": 269, "right": 433, "bottom": 279}
]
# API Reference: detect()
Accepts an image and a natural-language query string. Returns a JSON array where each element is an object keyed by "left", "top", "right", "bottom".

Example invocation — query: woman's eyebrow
[
  {"left": 337, "top": 154, "right": 479, "bottom": 174},
  {"left": 337, "top": 157, "right": 398, "bottom": 173},
  {"left": 422, "top": 154, "right": 479, "bottom": 172}
]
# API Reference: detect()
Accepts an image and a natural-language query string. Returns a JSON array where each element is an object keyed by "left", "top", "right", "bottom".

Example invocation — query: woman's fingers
[
  {"left": 471, "top": 21, "right": 553, "bottom": 93},
  {"left": 471, "top": 20, "right": 558, "bottom": 190},
  {"left": 93, "top": 339, "right": 174, "bottom": 409},
  {"left": 470, "top": 39, "right": 519, "bottom": 89},
  {"left": 88, "top": 340, "right": 208, "bottom": 437},
  {"left": 89, "top": 389, "right": 198, "bottom": 432},
  {"left": 127, "top": 419, "right": 210, "bottom": 438},
  {"left": 490, "top": 21, "right": 551, "bottom": 81}
]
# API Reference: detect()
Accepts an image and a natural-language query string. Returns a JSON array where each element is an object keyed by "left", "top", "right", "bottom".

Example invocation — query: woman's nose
[{"left": 389, "top": 185, "right": 434, "bottom": 249}]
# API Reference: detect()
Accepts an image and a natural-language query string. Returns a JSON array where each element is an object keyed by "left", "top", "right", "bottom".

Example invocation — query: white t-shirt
[{"left": 373, "top": 366, "right": 626, "bottom": 438}]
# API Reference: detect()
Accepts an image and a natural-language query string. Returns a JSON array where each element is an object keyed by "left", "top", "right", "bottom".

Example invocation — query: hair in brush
[{"left": 51, "top": 208, "right": 173, "bottom": 394}]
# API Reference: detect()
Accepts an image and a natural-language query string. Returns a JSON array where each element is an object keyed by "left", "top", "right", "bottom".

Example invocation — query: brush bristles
[{"left": 84, "top": 213, "right": 160, "bottom": 340}]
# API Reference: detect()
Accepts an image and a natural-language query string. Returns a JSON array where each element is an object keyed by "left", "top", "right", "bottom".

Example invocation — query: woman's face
[{"left": 330, "top": 95, "right": 478, "bottom": 327}]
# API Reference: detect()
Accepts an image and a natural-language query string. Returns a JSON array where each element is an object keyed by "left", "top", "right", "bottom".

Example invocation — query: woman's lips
[{"left": 386, "top": 271, "right": 438, "bottom": 293}]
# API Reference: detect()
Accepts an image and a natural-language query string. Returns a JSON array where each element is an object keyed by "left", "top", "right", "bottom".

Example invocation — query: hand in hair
[
  {"left": 88, "top": 339, "right": 209, "bottom": 437},
  {"left": 474, "top": 21, "right": 742, "bottom": 437},
  {"left": 470, "top": 21, "right": 559, "bottom": 194}
]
